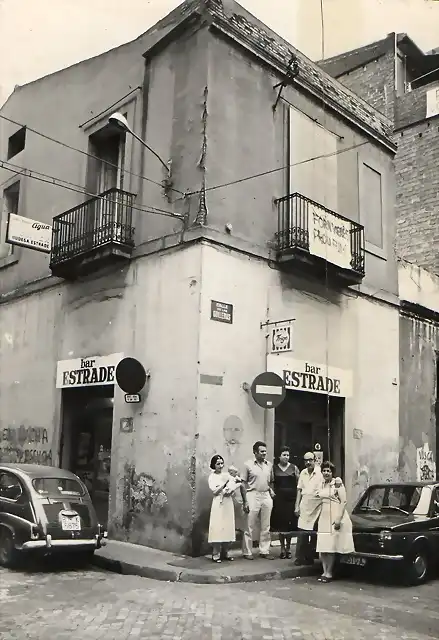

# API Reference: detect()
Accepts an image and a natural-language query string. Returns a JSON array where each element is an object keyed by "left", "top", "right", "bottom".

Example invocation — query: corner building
[{"left": 0, "top": 0, "right": 400, "bottom": 555}]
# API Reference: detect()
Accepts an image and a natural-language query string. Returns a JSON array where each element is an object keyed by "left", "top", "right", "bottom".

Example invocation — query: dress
[
  {"left": 316, "top": 481, "right": 355, "bottom": 554},
  {"left": 208, "top": 472, "right": 236, "bottom": 544},
  {"left": 270, "top": 463, "right": 299, "bottom": 534}
]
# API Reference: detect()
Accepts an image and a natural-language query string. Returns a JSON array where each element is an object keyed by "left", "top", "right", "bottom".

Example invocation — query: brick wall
[
  {"left": 394, "top": 117, "right": 439, "bottom": 272},
  {"left": 333, "top": 52, "right": 395, "bottom": 120}
]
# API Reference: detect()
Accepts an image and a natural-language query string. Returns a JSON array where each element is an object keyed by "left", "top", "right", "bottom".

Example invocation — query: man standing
[
  {"left": 294, "top": 452, "right": 323, "bottom": 565},
  {"left": 242, "top": 441, "right": 275, "bottom": 560}
]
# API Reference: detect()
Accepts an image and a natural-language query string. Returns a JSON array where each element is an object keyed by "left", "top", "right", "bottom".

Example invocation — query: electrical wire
[
  {"left": 0, "top": 113, "right": 185, "bottom": 196},
  {"left": 180, "top": 140, "right": 369, "bottom": 199},
  {"left": 0, "top": 112, "right": 369, "bottom": 206},
  {"left": 0, "top": 158, "right": 180, "bottom": 219},
  {"left": 0, "top": 161, "right": 185, "bottom": 221}
]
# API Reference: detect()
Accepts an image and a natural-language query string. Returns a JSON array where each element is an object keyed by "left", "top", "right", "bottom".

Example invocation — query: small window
[
  {"left": 0, "top": 472, "right": 23, "bottom": 501},
  {"left": 0, "top": 181, "right": 20, "bottom": 260},
  {"left": 7, "top": 127, "right": 26, "bottom": 160},
  {"left": 360, "top": 162, "right": 383, "bottom": 248}
]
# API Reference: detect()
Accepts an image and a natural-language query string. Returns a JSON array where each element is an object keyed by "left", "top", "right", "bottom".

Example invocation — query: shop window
[{"left": 7, "top": 127, "right": 26, "bottom": 159}]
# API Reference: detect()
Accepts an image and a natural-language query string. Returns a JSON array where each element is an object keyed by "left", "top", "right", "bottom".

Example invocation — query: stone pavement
[
  {"left": 0, "top": 564, "right": 437, "bottom": 639},
  {"left": 93, "top": 538, "right": 320, "bottom": 583}
]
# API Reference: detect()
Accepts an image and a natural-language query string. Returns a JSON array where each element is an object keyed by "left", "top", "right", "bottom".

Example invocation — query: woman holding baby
[{"left": 207, "top": 454, "right": 248, "bottom": 562}]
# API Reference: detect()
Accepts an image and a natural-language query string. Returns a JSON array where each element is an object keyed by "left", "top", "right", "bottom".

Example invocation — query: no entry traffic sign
[{"left": 250, "top": 371, "right": 286, "bottom": 409}]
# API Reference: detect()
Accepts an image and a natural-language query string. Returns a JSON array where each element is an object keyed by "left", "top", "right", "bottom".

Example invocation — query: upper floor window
[
  {"left": 359, "top": 162, "right": 383, "bottom": 248},
  {"left": 87, "top": 124, "right": 126, "bottom": 195},
  {"left": 7, "top": 126, "right": 26, "bottom": 160},
  {"left": 288, "top": 106, "right": 338, "bottom": 212},
  {"left": 0, "top": 181, "right": 20, "bottom": 260}
]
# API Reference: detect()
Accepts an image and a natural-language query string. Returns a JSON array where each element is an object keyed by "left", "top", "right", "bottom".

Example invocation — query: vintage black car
[
  {"left": 0, "top": 463, "right": 107, "bottom": 567},
  {"left": 338, "top": 481, "right": 439, "bottom": 585}
]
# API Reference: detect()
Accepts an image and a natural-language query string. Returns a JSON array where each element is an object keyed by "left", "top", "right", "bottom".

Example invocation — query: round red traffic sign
[{"left": 250, "top": 371, "right": 286, "bottom": 409}]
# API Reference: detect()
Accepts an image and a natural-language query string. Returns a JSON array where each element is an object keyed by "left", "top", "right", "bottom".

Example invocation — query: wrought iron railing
[
  {"left": 275, "top": 192, "right": 365, "bottom": 276},
  {"left": 50, "top": 188, "right": 135, "bottom": 265}
]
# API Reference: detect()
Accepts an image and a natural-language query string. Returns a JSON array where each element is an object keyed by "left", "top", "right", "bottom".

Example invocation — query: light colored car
[{"left": 0, "top": 463, "right": 107, "bottom": 567}]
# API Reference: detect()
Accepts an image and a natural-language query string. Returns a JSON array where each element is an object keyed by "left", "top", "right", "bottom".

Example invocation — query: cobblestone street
[{"left": 0, "top": 565, "right": 437, "bottom": 639}]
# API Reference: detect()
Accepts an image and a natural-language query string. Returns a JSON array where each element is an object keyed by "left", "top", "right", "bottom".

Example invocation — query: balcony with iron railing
[
  {"left": 50, "top": 188, "right": 135, "bottom": 279},
  {"left": 274, "top": 192, "right": 365, "bottom": 286}
]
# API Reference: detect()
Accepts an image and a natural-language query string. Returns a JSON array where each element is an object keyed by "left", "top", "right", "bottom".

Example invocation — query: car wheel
[
  {"left": 405, "top": 546, "right": 430, "bottom": 586},
  {"left": 0, "top": 529, "right": 17, "bottom": 568}
]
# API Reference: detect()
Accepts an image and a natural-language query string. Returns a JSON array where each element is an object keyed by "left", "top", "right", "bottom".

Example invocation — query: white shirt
[{"left": 297, "top": 466, "right": 323, "bottom": 530}]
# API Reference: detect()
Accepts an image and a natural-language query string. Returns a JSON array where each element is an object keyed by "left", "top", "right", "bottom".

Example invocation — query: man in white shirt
[
  {"left": 294, "top": 452, "right": 323, "bottom": 565},
  {"left": 242, "top": 441, "right": 275, "bottom": 560}
]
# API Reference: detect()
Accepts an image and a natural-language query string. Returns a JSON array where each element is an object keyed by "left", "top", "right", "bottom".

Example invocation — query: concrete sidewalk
[{"left": 92, "top": 539, "right": 320, "bottom": 584}]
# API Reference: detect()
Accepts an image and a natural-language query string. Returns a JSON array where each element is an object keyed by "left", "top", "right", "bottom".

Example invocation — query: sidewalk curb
[{"left": 92, "top": 554, "right": 320, "bottom": 584}]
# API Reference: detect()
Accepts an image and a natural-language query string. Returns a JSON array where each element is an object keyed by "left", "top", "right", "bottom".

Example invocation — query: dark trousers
[{"left": 295, "top": 527, "right": 317, "bottom": 563}]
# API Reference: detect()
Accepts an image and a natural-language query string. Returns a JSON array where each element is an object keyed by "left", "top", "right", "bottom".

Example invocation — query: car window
[
  {"left": 0, "top": 472, "right": 23, "bottom": 501},
  {"left": 32, "top": 477, "right": 85, "bottom": 496},
  {"left": 432, "top": 488, "right": 439, "bottom": 516},
  {"left": 357, "top": 485, "right": 422, "bottom": 514}
]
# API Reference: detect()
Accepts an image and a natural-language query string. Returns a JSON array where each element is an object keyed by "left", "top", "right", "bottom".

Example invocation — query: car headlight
[{"left": 379, "top": 530, "right": 392, "bottom": 542}]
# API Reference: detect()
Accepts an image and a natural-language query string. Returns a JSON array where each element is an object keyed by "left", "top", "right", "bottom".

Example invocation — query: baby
[{"left": 219, "top": 465, "right": 244, "bottom": 503}]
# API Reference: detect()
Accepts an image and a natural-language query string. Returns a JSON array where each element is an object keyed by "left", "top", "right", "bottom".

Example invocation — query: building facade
[
  {"left": 0, "top": 0, "right": 399, "bottom": 555},
  {"left": 320, "top": 33, "right": 439, "bottom": 274},
  {"left": 320, "top": 32, "right": 439, "bottom": 483}
]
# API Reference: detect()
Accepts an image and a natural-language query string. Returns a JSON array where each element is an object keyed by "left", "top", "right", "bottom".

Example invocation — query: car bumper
[
  {"left": 341, "top": 551, "right": 404, "bottom": 562},
  {"left": 20, "top": 534, "right": 107, "bottom": 551}
]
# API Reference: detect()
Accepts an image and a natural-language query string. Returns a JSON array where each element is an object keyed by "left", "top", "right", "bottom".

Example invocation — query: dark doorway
[
  {"left": 60, "top": 385, "right": 114, "bottom": 527},
  {"left": 274, "top": 390, "right": 345, "bottom": 477}
]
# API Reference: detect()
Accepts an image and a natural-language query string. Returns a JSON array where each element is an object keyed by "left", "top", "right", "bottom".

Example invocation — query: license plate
[
  {"left": 340, "top": 555, "right": 366, "bottom": 567},
  {"left": 61, "top": 515, "right": 81, "bottom": 531}
]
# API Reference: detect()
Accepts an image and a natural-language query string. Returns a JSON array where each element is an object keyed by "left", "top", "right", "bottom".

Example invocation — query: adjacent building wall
[{"left": 399, "top": 260, "right": 439, "bottom": 481}]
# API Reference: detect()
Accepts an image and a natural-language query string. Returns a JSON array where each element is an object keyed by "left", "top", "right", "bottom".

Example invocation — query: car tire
[
  {"left": 0, "top": 529, "right": 17, "bottom": 568},
  {"left": 404, "top": 545, "right": 430, "bottom": 586}
]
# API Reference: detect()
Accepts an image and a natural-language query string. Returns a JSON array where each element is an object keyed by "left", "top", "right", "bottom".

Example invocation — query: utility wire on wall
[{"left": 0, "top": 113, "right": 185, "bottom": 196}]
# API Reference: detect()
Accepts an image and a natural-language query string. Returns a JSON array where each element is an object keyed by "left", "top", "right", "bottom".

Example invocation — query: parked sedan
[
  {"left": 338, "top": 481, "right": 439, "bottom": 585},
  {"left": 0, "top": 463, "right": 107, "bottom": 567}
]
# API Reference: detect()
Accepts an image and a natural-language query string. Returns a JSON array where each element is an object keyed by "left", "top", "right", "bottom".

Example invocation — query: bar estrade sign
[
  {"left": 56, "top": 353, "right": 123, "bottom": 388},
  {"left": 267, "top": 355, "right": 353, "bottom": 398}
]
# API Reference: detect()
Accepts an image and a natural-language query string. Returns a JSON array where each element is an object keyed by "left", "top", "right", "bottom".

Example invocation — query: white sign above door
[
  {"left": 267, "top": 355, "right": 353, "bottom": 398},
  {"left": 56, "top": 353, "right": 123, "bottom": 388}
]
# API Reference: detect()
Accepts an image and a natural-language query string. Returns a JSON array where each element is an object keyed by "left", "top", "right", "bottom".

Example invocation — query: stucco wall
[
  {"left": 0, "top": 26, "right": 209, "bottom": 294},
  {"left": 398, "top": 260, "right": 439, "bottom": 481},
  {"left": 195, "top": 243, "right": 400, "bottom": 532},
  {"left": 0, "top": 244, "right": 203, "bottom": 554},
  {"left": 205, "top": 33, "right": 398, "bottom": 299}
]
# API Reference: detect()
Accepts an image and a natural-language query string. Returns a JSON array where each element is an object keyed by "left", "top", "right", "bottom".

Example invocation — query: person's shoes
[
  {"left": 259, "top": 553, "right": 275, "bottom": 560},
  {"left": 243, "top": 555, "right": 254, "bottom": 560},
  {"left": 279, "top": 550, "right": 286, "bottom": 559},
  {"left": 294, "top": 559, "right": 305, "bottom": 566},
  {"left": 285, "top": 550, "right": 292, "bottom": 559}
]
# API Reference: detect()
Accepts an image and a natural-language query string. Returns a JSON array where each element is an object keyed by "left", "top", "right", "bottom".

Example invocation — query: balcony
[
  {"left": 50, "top": 188, "right": 135, "bottom": 279},
  {"left": 275, "top": 192, "right": 365, "bottom": 286}
]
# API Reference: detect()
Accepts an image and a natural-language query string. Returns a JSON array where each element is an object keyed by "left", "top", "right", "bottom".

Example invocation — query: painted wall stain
[
  {"left": 0, "top": 426, "right": 52, "bottom": 465},
  {"left": 223, "top": 415, "right": 244, "bottom": 462}
]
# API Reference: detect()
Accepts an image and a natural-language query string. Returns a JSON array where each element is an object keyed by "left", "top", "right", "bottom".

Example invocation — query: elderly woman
[
  {"left": 315, "top": 461, "right": 355, "bottom": 583},
  {"left": 207, "top": 455, "right": 239, "bottom": 563}
]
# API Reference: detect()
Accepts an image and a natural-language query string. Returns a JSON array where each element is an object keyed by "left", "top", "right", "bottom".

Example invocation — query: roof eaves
[{"left": 205, "top": 5, "right": 395, "bottom": 151}]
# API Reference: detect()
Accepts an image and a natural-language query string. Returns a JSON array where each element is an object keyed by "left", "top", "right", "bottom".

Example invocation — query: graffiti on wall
[
  {"left": 0, "top": 426, "right": 52, "bottom": 465},
  {"left": 416, "top": 443, "right": 436, "bottom": 481},
  {"left": 351, "top": 429, "right": 399, "bottom": 504},
  {"left": 223, "top": 415, "right": 243, "bottom": 461}
]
